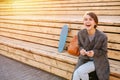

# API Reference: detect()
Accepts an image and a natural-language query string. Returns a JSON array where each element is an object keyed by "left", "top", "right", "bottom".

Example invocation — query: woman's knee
[{"left": 74, "top": 68, "right": 86, "bottom": 76}]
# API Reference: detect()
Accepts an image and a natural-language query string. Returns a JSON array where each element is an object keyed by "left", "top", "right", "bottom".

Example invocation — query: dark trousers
[{"left": 89, "top": 71, "right": 99, "bottom": 80}]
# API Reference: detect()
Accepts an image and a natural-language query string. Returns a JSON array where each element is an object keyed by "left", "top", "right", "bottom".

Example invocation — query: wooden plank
[
  {"left": 0, "top": 15, "right": 120, "bottom": 25},
  {"left": 97, "top": 26, "right": 120, "bottom": 33},
  {"left": 0, "top": 19, "right": 120, "bottom": 33},
  {"left": 0, "top": 36, "right": 59, "bottom": 54},
  {"left": 109, "top": 60, "right": 120, "bottom": 75},
  {"left": 0, "top": 19, "right": 66, "bottom": 28},
  {"left": 0, "top": 28, "right": 60, "bottom": 41},
  {"left": 1, "top": 1, "right": 120, "bottom": 7},
  {"left": 0, "top": 31, "right": 59, "bottom": 47},
  {"left": 1, "top": 6, "right": 120, "bottom": 11},
  {"left": 108, "top": 50, "right": 120, "bottom": 60},
  {"left": 106, "top": 33, "right": 120, "bottom": 43},
  {"left": 0, "top": 10, "right": 120, "bottom": 16},
  {"left": 34, "top": 54, "right": 75, "bottom": 72},
  {"left": 62, "top": 0, "right": 120, "bottom": 2},
  {"left": 108, "top": 43, "right": 120, "bottom": 51},
  {"left": 110, "top": 76, "right": 120, "bottom": 80},
  {"left": 111, "top": 72, "right": 120, "bottom": 78},
  {"left": 0, "top": 44, "right": 35, "bottom": 60},
  {"left": 0, "top": 23, "right": 61, "bottom": 35},
  {"left": 1, "top": 0, "right": 119, "bottom": 4}
]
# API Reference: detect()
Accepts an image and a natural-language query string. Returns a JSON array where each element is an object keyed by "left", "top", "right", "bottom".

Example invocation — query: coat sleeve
[
  {"left": 93, "top": 36, "right": 108, "bottom": 57},
  {"left": 77, "top": 31, "right": 84, "bottom": 51}
]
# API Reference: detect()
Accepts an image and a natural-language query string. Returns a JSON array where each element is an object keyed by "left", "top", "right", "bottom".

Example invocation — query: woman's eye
[
  {"left": 84, "top": 18, "right": 88, "bottom": 21},
  {"left": 89, "top": 18, "right": 93, "bottom": 21}
]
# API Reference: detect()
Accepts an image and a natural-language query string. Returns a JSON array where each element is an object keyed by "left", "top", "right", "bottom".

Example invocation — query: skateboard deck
[{"left": 58, "top": 25, "right": 68, "bottom": 52}]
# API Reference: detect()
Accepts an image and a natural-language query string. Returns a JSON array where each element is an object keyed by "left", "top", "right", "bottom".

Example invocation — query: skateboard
[{"left": 58, "top": 25, "right": 68, "bottom": 52}]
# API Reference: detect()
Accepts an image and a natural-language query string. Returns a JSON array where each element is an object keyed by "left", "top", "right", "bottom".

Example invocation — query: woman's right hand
[{"left": 80, "top": 49, "right": 86, "bottom": 55}]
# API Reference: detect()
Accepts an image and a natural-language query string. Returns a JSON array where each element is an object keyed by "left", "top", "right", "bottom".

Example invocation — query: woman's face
[{"left": 83, "top": 14, "right": 96, "bottom": 30}]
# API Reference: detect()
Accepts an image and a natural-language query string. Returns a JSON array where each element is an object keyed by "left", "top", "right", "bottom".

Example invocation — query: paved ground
[{"left": 0, "top": 55, "right": 66, "bottom": 80}]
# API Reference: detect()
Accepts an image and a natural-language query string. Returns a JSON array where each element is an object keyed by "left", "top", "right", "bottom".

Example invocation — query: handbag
[{"left": 67, "top": 35, "right": 80, "bottom": 56}]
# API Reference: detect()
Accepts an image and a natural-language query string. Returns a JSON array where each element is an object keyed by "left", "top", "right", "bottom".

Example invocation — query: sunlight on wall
[{"left": 12, "top": 0, "right": 30, "bottom": 9}]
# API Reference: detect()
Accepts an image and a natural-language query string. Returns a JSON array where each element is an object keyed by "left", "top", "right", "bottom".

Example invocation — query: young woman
[{"left": 72, "top": 12, "right": 110, "bottom": 80}]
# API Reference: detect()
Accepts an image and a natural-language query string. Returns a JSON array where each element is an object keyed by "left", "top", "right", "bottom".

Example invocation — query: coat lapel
[
  {"left": 84, "top": 29, "right": 99, "bottom": 51},
  {"left": 94, "top": 29, "right": 100, "bottom": 43},
  {"left": 84, "top": 29, "right": 90, "bottom": 49}
]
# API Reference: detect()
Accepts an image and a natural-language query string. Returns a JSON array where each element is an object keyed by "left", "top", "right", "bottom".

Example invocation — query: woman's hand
[
  {"left": 86, "top": 50, "right": 94, "bottom": 57},
  {"left": 80, "top": 49, "right": 86, "bottom": 55}
]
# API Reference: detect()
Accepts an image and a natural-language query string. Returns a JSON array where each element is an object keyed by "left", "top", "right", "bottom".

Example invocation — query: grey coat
[{"left": 75, "top": 29, "right": 110, "bottom": 80}]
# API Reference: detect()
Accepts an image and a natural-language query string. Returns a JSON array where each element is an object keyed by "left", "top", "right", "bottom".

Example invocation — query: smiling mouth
[{"left": 86, "top": 25, "right": 91, "bottom": 27}]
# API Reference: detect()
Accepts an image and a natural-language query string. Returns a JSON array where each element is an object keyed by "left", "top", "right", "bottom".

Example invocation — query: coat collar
[{"left": 84, "top": 29, "right": 100, "bottom": 50}]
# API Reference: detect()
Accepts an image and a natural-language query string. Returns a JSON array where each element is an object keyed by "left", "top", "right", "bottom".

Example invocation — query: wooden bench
[
  {"left": 0, "top": 0, "right": 120, "bottom": 80},
  {"left": 0, "top": 16, "right": 120, "bottom": 80},
  {"left": 0, "top": 0, "right": 120, "bottom": 16}
]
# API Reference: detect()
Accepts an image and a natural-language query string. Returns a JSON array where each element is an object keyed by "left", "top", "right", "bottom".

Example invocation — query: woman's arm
[
  {"left": 77, "top": 32, "right": 87, "bottom": 55},
  {"left": 93, "top": 36, "right": 108, "bottom": 57}
]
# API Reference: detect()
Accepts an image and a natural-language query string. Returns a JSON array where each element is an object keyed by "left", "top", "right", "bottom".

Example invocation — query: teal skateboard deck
[{"left": 58, "top": 25, "right": 68, "bottom": 52}]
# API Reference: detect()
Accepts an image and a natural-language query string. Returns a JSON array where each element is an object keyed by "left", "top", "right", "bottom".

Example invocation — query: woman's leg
[{"left": 72, "top": 61, "right": 95, "bottom": 80}]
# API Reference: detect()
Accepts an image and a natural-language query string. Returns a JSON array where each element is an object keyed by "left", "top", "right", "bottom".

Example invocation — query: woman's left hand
[{"left": 86, "top": 50, "right": 94, "bottom": 57}]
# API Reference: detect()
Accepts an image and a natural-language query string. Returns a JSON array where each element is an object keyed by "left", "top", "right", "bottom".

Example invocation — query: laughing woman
[{"left": 72, "top": 12, "right": 110, "bottom": 80}]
